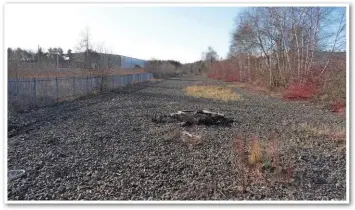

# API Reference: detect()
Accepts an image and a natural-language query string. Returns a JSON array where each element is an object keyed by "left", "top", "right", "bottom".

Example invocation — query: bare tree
[
  {"left": 95, "top": 42, "right": 114, "bottom": 90},
  {"left": 76, "top": 26, "right": 92, "bottom": 53},
  {"left": 321, "top": 9, "right": 346, "bottom": 74},
  {"left": 76, "top": 26, "right": 95, "bottom": 71},
  {"left": 223, "top": 6, "right": 346, "bottom": 89}
]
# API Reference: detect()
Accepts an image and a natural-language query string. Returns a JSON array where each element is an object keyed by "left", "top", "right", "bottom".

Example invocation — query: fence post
[
  {"left": 33, "top": 78, "right": 36, "bottom": 106},
  {"left": 56, "top": 77, "right": 59, "bottom": 103},
  {"left": 86, "top": 76, "right": 89, "bottom": 94},
  {"left": 16, "top": 78, "right": 19, "bottom": 96},
  {"left": 112, "top": 75, "right": 115, "bottom": 89},
  {"left": 100, "top": 76, "right": 103, "bottom": 92},
  {"left": 73, "top": 76, "right": 76, "bottom": 97}
]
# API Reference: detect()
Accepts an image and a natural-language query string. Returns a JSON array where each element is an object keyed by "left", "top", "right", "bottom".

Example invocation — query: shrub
[
  {"left": 283, "top": 82, "right": 319, "bottom": 100},
  {"left": 209, "top": 61, "right": 227, "bottom": 80},
  {"left": 224, "top": 72, "right": 240, "bottom": 82}
]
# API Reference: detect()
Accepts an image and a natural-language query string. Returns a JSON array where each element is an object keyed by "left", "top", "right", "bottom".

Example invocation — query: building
[{"left": 71, "top": 52, "right": 146, "bottom": 69}]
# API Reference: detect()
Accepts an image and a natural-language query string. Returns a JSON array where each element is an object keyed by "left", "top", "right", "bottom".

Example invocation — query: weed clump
[
  {"left": 184, "top": 85, "right": 242, "bottom": 101},
  {"left": 234, "top": 133, "right": 294, "bottom": 193}
]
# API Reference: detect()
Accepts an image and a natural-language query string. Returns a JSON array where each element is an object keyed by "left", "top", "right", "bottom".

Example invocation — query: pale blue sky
[
  {"left": 5, "top": 4, "right": 346, "bottom": 63},
  {"left": 5, "top": 4, "right": 242, "bottom": 63}
]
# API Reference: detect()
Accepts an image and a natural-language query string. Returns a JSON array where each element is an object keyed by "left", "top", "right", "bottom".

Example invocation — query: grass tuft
[
  {"left": 249, "top": 136, "right": 262, "bottom": 165},
  {"left": 184, "top": 85, "right": 242, "bottom": 101},
  {"left": 234, "top": 133, "right": 295, "bottom": 192}
]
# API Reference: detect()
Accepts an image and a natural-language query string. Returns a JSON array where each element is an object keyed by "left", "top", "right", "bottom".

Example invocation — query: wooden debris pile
[{"left": 152, "top": 110, "right": 234, "bottom": 126}]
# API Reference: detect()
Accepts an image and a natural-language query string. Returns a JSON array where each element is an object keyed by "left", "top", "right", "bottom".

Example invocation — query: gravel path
[{"left": 7, "top": 75, "right": 346, "bottom": 201}]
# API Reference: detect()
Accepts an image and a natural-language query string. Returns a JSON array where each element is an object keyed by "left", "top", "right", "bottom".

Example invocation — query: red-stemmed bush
[
  {"left": 283, "top": 82, "right": 319, "bottom": 100},
  {"left": 224, "top": 72, "right": 240, "bottom": 82}
]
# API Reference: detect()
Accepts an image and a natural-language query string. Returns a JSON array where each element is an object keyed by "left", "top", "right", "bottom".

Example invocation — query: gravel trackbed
[{"left": 7, "top": 75, "right": 346, "bottom": 201}]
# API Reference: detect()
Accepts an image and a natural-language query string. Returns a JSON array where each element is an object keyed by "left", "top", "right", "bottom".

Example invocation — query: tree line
[
  {"left": 7, "top": 47, "right": 73, "bottom": 63},
  {"left": 208, "top": 7, "right": 346, "bottom": 90}
]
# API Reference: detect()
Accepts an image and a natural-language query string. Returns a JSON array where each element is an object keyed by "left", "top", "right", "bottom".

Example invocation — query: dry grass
[
  {"left": 300, "top": 122, "right": 346, "bottom": 144},
  {"left": 184, "top": 85, "right": 242, "bottom": 101},
  {"left": 234, "top": 134, "right": 295, "bottom": 192},
  {"left": 249, "top": 136, "right": 262, "bottom": 165},
  {"left": 227, "top": 83, "right": 246, "bottom": 88},
  {"left": 227, "top": 82, "right": 283, "bottom": 98}
]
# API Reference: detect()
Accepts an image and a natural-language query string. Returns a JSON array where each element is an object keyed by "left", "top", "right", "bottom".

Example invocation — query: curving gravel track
[{"left": 7, "top": 75, "right": 346, "bottom": 201}]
